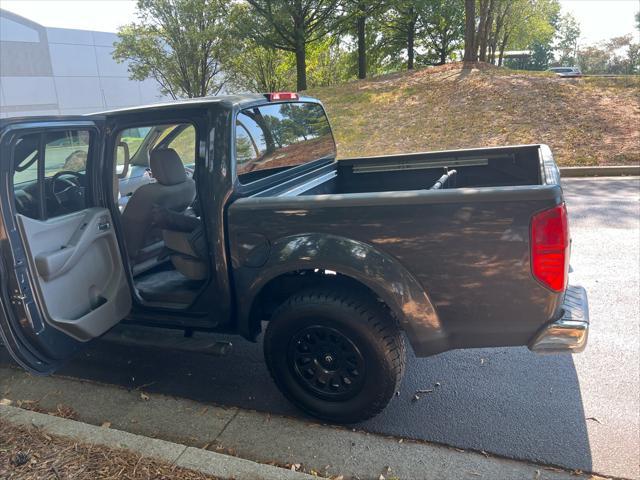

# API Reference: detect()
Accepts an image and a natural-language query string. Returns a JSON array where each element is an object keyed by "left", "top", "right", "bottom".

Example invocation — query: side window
[
  {"left": 235, "top": 103, "right": 336, "bottom": 183},
  {"left": 12, "top": 129, "right": 91, "bottom": 220},
  {"left": 167, "top": 125, "right": 196, "bottom": 167}
]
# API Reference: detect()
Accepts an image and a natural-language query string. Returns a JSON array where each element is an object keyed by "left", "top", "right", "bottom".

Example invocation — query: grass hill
[{"left": 308, "top": 63, "right": 639, "bottom": 166}]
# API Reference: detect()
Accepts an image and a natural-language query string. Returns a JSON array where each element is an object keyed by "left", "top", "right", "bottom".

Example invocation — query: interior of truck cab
[
  {"left": 9, "top": 122, "right": 209, "bottom": 314},
  {"left": 114, "top": 122, "right": 208, "bottom": 307}
]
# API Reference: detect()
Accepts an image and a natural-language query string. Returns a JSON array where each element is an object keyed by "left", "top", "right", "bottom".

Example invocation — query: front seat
[{"left": 120, "top": 148, "right": 196, "bottom": 274}]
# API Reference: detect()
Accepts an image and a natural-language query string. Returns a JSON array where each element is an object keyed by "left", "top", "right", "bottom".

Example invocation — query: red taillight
[
  {"left": 266, "top": 92, "right": 299, "bottom": 101},
  {"left": 531, "top": 204, "right": 570, "bottom": 292}
]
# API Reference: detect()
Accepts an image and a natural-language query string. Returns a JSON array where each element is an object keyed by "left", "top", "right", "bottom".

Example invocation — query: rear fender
[{"left": 236, "top": 234, "right": 448, "bottom": 356}]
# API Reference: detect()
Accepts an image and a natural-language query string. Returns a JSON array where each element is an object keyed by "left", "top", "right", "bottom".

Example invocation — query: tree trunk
[
  {"left": 407, "top": 6, "right": 416, "bottom": 70},
  {"left": 295, "top": 46, "right": 307, "bottom": 91},
  {"left": 357, "top": 5, "right": 367, "bottom": 79},
  {"left": 439, "top": 48, "right": 447, "bottom": 65},
  {"left": 479, "top": 0, "right": 494, "bottom": 62},
  {"left": 463, "top": 0, "right": 476, "bottom": 62},
  {"left": 489, "top": 18, "right": 502, "bottom": 64},
  {"left": 498, "top": 32, "right": 509, "bottom": 66},
  {"left": 476, "top": 0, "right": 489, "bottom": 61},
  {"left": 294, "top": 24, "right": 307, "bottom": 91},
  {"left": 407, "top": 25, "right": 415, "bottom": 69}
]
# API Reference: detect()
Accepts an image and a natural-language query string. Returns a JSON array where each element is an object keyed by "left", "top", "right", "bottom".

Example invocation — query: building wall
[{"left": 0, "top": 9, "right": 170, "bottom": 118}]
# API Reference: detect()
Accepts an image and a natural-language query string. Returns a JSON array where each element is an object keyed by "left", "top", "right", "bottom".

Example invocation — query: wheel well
[{"left": 247, "top": 269, "right": 390, "bottom": 338}]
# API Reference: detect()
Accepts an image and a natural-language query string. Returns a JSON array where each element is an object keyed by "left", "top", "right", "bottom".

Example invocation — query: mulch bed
[{"left": 0, "top": 418, "right": 218, "bottom": 480}]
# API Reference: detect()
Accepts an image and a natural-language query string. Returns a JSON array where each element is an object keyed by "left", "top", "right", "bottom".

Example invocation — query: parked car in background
[{"left": 548, "top": 66, "right": 583, "bottom": 77}]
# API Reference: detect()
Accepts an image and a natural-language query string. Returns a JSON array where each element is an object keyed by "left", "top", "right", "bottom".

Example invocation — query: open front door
[{"left": 0, "top": 119, "right": 131, "bottom": 374}]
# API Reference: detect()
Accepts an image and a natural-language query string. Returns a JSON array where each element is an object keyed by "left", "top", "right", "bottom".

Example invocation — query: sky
[{"left": 1, "top": 0, "right": 638, "bottom": 46}]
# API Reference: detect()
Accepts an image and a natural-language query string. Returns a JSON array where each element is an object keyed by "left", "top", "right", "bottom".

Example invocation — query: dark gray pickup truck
[{"left": 0, "top": 93, "right": 589, "bottom": 422}]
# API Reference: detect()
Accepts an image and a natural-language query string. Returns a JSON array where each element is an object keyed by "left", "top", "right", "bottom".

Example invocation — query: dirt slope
[{"left": 309, "top": 63, "right": 640, "bottom": 166}]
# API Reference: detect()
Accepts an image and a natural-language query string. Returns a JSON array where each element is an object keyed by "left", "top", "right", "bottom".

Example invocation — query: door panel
[
  {"left": 0, "top": 117, "right": 133, "bottom": 373},
  {"left": 16, "top": 207, "right": 131, "bottom": 342}
]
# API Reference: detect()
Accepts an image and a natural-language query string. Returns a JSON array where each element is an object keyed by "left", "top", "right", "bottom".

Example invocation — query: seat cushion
[
  {"left": 120, "top": 181, "right": 196, "bottom": 264},
  {"left": 163, "top": 229, "right": 198, "bottom": 257},
  {"left": 171, "top": 254, "right": 208, "bottom": 281}
]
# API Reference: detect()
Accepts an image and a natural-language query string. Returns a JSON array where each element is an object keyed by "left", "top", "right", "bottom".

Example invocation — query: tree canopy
[
  {"left": 113, "top": 0, "right": 639, "bottom": 99},
  {"left": 114, "top": 0, "right": 232, "bottom": 98}
]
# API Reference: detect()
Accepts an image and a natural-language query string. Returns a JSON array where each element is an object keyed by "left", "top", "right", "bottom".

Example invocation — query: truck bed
[
  {"left": 252, "top": 145, "right": 553, "bottom": 198},
  {"left": 228, "top": 144, "right": 565, "bottom": 356}
]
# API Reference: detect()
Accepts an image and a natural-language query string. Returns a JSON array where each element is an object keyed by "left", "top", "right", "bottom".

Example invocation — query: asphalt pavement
[{"left": 1, "top": 177, "right": 638, "bottom": 479}]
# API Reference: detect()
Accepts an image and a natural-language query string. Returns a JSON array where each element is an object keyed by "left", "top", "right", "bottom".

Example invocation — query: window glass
[
  {"left": 167, "top": 125, "right": 196, "bottom": 166},
  {"left": 117, "top": 127, "right": 151, "bottom": 168},
  {"left": 236, "top": 114, "right": 265, "bottom": 167},
  {"left": 44, "top": 130, "right": 89, "bottom": 176},
  {"left": 13, "top": 134, "right": 39, "bottom": 185},
  {"left": 235, "top": 102, "right": 336, "bottom": 183},
  {"left": 12, "top": 129, "right": 90, "bottom": 219}
]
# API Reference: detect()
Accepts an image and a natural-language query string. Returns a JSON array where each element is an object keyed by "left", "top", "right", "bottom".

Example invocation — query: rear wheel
[{"left": 264, "top": 289, "right": 405, "bottom": 423}]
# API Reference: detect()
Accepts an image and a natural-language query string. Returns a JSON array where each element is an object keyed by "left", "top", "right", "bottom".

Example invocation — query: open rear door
[{"left": 0, "top": 118, "right": 131, "bottom": 374}]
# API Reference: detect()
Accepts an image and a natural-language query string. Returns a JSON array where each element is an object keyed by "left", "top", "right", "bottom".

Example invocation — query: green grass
[{"left": 308, "top": 63, "right": 640, "bottom": 166}]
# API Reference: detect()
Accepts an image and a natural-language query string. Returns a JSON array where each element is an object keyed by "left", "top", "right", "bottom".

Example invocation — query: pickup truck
[{"left": 0, "top": 93, "right": 589, "bottom": 423}]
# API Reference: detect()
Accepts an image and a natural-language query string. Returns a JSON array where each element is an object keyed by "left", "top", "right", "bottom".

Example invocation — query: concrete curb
[
  {"left": 0, "top": 404, "right": 315, "bottom": 480},
  {"left": 560, "top": 165, "right": 640, "bottom": 177}
]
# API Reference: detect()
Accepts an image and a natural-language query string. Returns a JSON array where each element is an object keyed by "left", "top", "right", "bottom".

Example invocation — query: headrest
[{"left": 150, "top": 148, "right": 186, "bottom": 186}]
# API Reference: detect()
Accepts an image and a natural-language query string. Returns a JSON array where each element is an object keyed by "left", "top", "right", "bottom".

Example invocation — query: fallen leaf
[
  {"left": 101, "top": 422, "right": 111, "bottom": 428},
  {"left": 586, "top": 416, "right": 602, "bottom": 424},
  {"left": 0, "top": 398, "right": 12, "bottom": 406},
  {"left": 139, "top": 392, "right": 150, "bottom": 401}
]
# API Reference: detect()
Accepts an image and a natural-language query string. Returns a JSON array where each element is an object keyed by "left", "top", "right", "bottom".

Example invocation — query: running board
[{"left": 101, "top": 324, "right": 233, "bottom": 356}]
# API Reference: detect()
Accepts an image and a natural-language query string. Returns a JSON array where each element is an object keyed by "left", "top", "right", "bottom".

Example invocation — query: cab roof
[
  {"left": 0, "top": 93, "right": 322, "bottom": 128},
  {"left": 90, "top": 93, "right": 320, "bottom": 117}
]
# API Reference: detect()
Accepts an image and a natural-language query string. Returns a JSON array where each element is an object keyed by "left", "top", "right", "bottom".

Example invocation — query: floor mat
[{"left": 135, "top": 268, "right": 202, "bottom": 304}]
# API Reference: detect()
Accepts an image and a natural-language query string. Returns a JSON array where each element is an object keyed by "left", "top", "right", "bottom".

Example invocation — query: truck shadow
[{"left": 31, "top": 335, "right": 592, "bottom": 473}]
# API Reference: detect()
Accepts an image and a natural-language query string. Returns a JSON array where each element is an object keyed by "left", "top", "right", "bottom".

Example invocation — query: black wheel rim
[{"left": 287, "top": 325, "right": 366, "bottom": 401}]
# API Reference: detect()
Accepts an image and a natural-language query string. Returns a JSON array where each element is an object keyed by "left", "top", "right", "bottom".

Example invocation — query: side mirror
[{"left": 116, "top": 142, "right": 130, "bottom": 179}]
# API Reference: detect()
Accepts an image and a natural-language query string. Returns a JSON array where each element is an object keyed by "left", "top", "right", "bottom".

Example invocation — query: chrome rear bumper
[{"left": 529, "top": 285, "right": 589, "bottom": 353}]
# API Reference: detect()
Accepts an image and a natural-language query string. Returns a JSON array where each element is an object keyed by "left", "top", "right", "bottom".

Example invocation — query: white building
[{"left": 0, "top": 9, "right": 169, "bottom": 119}]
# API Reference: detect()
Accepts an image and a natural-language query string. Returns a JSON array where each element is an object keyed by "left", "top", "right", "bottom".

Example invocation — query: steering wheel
[{"left": 50, "top": 170, "right": 85, "bottom": 211}]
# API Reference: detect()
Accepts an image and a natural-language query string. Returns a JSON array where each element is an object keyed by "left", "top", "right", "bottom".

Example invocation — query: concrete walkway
[{"left": 0, "top": 366, "right": 604, "bottom": 480}]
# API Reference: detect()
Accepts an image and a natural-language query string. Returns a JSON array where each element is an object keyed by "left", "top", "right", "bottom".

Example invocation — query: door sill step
[{"left": 101, "top": 324, "right": 232, "bottom": 356}]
